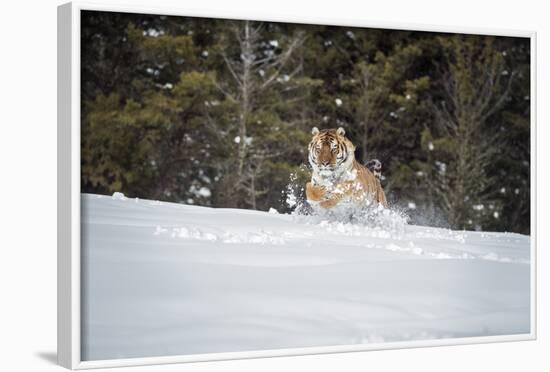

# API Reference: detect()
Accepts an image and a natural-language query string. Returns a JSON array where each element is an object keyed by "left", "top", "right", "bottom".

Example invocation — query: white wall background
[{"left": 0, "top": 0, "right": 547, "bottom": 371}]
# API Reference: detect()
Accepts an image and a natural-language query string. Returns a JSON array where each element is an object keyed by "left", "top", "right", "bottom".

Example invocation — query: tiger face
[{"left": 308, "top": 127, "right": 355, "bottom": 179}]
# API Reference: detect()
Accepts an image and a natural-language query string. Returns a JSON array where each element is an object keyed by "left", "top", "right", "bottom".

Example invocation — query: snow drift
[{"left": 81, "top": 193, "right": 531, "bottom": 361}]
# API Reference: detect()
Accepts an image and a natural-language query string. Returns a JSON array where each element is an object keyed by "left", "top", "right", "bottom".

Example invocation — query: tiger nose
[{"left": 321, "top": 160, "right": 330, "bottom": 166}]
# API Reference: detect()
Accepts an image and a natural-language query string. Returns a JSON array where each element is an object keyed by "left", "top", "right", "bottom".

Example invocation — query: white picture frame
[{"left": 58, "top": 1, "right": 537, "bottom": 369}]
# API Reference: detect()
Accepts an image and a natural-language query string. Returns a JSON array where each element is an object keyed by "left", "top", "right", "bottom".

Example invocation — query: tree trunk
[
  {"left": 362, "top": 126, "right": 368, "bottom": 164},
  {"left": 361, "top": 68, "right": 370, "bottom": 164},
  {"left": 250, "top": 170, "right": 256, "bottom": 210},
  {"left": 236, "top": 21, "right": 253, "bottom": 195}
]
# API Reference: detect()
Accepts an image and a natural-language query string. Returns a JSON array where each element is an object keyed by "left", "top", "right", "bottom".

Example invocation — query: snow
[
  {"left": 111, "top": 191, "right": 126, "bottom": 200},
  {"left": 81, "top": 193, "right": 531, "bottom": 361},
  {"left": 197, "top": 187, "right": 211, "bottom": 198},
  {"left": 435, "top": 160, "right": 446, "bottom": 174},
  {"left": 143, "top": 28, "right": 163, "bottom": 37},
  {"left": 345, "top": 31, "right": 355, "bottom": 40},
  {"left": 189, "top": 185, "right": 212, "bottom": 198},
  {"left": 285, "top": 192, "right": 297, "bottom": 208}
]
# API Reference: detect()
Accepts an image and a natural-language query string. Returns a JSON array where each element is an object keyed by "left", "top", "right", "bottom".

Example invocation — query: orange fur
[{"left": 306, "top": 128, "right": 387, "bottom": 209}]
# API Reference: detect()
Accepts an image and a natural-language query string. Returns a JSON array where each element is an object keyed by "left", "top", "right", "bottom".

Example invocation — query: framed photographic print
[{"left": 57, "top": 1, "right": 536, "bottom": 369}]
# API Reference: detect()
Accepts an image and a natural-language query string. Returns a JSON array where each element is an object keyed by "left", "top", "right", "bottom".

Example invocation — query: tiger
[{"left": 305, "top": 127, "right": 388, "bottom": 209}]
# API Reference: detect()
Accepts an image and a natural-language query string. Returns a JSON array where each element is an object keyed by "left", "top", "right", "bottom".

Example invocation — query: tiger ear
[
  {"left": 311, "top": 127, "right": 320, "bottom": 135},
  {"left": 337, "top": 127, "right": 346, "bottom": 136}
]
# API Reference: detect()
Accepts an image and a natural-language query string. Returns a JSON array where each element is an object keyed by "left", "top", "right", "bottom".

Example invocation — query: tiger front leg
[
  {"left": 311, "top": 181, "right": 354, "bottom": 209},
  {"left": 305, "top": 182, "right": 326, "bottom": 202},
  {"left": 306, "top": 182, "right": 340, "bottom": 208},
  {"left": 322, "top": 181, "right": 356, "bottom": 208},
  {"left": 319, "top": 197, "right": 341, "bottom": 209}
]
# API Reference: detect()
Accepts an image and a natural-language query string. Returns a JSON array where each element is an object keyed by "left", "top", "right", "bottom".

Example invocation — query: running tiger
[{"left": 306, "top": 127, "right": 387, "bottom": 209}]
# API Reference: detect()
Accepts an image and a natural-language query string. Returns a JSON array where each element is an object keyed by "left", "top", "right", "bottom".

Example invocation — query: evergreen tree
[
  {"left": 418, "top": 35, "right": 518, "bottom": 230},
  {"left": 80, "top": 11, "right": 531, "bottom": 233}
]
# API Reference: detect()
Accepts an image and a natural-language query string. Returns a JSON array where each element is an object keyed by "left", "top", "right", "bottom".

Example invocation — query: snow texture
[{"left": 81, "top": 193, "right": 530, "bottom": 361}]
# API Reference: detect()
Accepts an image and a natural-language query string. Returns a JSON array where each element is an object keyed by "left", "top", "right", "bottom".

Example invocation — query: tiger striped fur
[{"left": 306, "top": 127, "right": 387, "bottom": 209}]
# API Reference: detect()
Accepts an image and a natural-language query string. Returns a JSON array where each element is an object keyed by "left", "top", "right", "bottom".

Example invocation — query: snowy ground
[{"left": 81, "top": 193, "right": 531, "bottom": 361}]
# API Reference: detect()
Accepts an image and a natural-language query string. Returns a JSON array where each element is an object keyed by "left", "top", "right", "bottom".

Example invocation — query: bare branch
[
  {"left": 260, "top": 34, "right": 306, "bottom": 89},
  {"left": 211, "top": 77, "right": 237, "bottom": 103},
  {"left": 221, "top": 51, "right": 243, "bottom": 87},
  {"left": 480, "top": 71, "right": 516, "bottom": 122}
]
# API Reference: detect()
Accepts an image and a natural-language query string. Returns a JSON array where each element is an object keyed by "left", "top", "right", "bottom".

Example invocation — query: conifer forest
[{"left": 81, "top": 11, "right": 531, "bottom": 233}]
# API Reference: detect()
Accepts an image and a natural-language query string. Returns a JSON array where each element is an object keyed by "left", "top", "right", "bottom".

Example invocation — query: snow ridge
[{"left": 81, "top": 193, "right": 531, "bottom": 361}]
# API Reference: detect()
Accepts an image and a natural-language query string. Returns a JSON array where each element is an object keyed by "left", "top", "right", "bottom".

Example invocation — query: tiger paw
[
  {"left": 319, "top": 198, "right": 339, "bottom": 209},
  {"left": 306, "top": 182, "right": 326, "bottom": 202}
]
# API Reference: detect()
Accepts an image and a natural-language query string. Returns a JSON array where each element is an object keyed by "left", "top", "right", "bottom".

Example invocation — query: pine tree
[
  {"left": 420, "top": 35, "right": 517, "bottom": 230},
  {"left": 210, "top": 20, "right": 308, "bottom": 208},
  {"left": 80, "top": 11, "right": 531, "bottom": 233}
]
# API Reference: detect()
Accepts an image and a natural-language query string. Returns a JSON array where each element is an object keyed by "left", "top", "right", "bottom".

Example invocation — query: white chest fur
[{"left": 311, "top": 159, "right": 357, "bottom": 189}]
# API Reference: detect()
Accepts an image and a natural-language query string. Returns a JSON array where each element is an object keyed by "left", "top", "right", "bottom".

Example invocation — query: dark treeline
[{"left": 81, "top": 11, "right": 531, "bottom": 234}]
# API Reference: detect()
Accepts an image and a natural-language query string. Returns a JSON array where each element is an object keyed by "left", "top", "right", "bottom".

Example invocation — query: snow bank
[{"left": 81, "top": 193, "right": 531, "bottom": 361}]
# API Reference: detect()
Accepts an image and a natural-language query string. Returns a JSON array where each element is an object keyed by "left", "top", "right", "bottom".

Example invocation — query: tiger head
[{"left": 308, "top": 127, "right": 355, "bottom": 179}]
